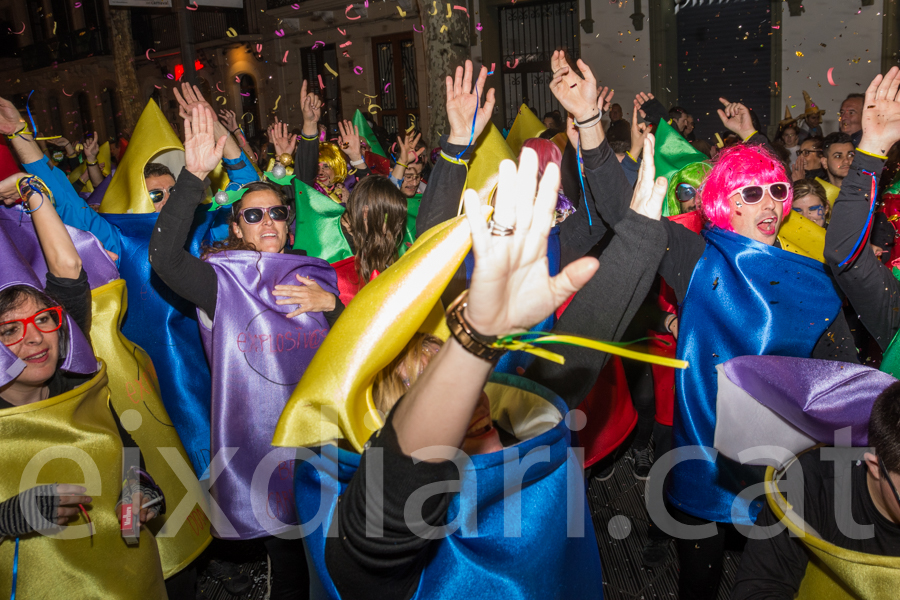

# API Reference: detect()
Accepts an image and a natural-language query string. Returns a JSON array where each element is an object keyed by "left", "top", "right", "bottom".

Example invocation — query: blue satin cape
[
  {"left": 668, "top": 226, "right": 842, "bottom": 525},
  {"left": 100, "top": 208, "right": 216, "bottom": 477},
  {"left": 294, "top": 373, "right": 603, "bottom": 600}
]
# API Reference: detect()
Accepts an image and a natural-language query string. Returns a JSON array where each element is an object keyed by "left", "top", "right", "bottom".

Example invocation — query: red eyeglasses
[{"left": 0, "top": 306, "right": 64, "bottom": 346}]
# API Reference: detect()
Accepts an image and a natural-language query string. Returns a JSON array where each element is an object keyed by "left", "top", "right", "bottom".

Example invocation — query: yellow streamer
[
  {"left": 429, "top": 0, "right": 438, "bottom": 15},
  {"left": 325, "top": 62, "right": 339, "bottom": 77},
  {"left": 368, "top": 103, "right": 382, "bottom": 114},
  {"left": 406, "top": 115, "right": 417, "bottom": 133},
  {"left": 440, "top": 24, "right": 447, "bottom": 33},
  {"left": 216, "top": 95, "right": 226, "bottom": 105},
  {"left": 397, "top": 5, "right": 406, "bottom": 17},
  {"left": 272, "top": 95, "right": 281, "bottom": 110},
  {"left": 495, "top": 334, "right": 690, "bottom": 370},
  {"left": 446, "top": 2, "right": 452, "bottom": 18},
  {"left": 226, "top": 27, "right": 237, "bottom": 38}
]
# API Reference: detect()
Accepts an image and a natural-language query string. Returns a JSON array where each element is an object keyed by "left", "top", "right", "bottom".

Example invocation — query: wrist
[
  {"left": 445, "top": 291, "right": 507, "bottom": 363},
  {"left": 446, "top": 134, "right": 471, "bottom": 146},
  {"left": 187, "top": 169, "right": 209, "bottom": 182},
  {"left": 301, "top": 124, "right": 318, "bottom": 137},
  {"left": 858, "top": 138, "right": 890, "bottom": 159},
  {"left": 739, "top": 129, "right": 757, "bottom": 142},
  {"left": 576, "top": 109, "right": 600, "bottom": 123}
]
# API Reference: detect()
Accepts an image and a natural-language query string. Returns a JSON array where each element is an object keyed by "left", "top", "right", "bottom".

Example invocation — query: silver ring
[{"left": 488, "top": 220, "right": 516, "bottom": 237}]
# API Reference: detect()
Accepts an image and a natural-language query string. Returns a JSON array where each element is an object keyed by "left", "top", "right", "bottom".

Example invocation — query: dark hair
[
  {"left": 0, "top": 285, "right": 67, "bottom": 372},
  {"left": 143, "top": 162, "right": 174, "bottom": 180},
  {"left": 844, "top": 93, "right": 865, "bottom": 102},
  {"left": 669, "top": 106, "right": 687, "bottom": 119},
  {"left": 869, "top": 381, "right": 900, "bottom": 474},
  {"left": 344, "top": 176, "right": 407, "bottom": 286},
  {"left": 542, "top": 112, "right": 562, "bottom": 129},
  {"left": 822, "top": 132, "right": 853, "bottom": 153},
  {"left": 200, "top": 182, "right": 291, "bottom": 259},
  {"left": 801, "top": 136, "right": 824, "bottom": 150}
]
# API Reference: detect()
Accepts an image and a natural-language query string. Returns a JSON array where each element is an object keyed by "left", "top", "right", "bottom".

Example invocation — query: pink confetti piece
[
  {"left": 343, "top": 51, "right": 351, "bottom": 58},
  {"left": 318, "top": 74, "right": 325, "bottom": 89},
  {"left": 256, "top": 43, "right": 262, "bottom": 53},
  {"left": 154, "top": 85, "right": 161, "bottom": 89},
  {"left": 235, "top": 75, "right": 241, "bottom": 83},
  {"left": 340, "top": 41, "right": 352, "bottom": 48},
  {"left": 74, "top": 2, "right": 81, "bottom": 7},
  {"left": 354, "top": 66, "right": 364, "bottom": 75},
  {"left": 487, "top": 62, "right": 495, "bottom": 75},
  {"left": 275, "top": 29, "right": 285, "bottom": 37},
  {"left": 365, "top": 0, "right": 368, "bottom": 6},
  {"left": 453, "top": 5, "right": 468, "bottom": 15},
  {"left": 291, "top": 3, "right": 300, "bottom": 8},
  {"left": 312, "top": 41, "right": 325, "bottom": 49},
  {"left": 476, "top": 22, "right": 483, "bottom": 31},
  {"left": 307, "top": 30, "right": 313, "bottom": 35},
  {"left": 413, "top": 24, "right": 424, "bottom": 32},
  {"left": 384, "top": 83, "right": 391, "bottom": 92},
  {"left": 827, "top": 67, "right": 837, "bottom": 86},
  {"left": 282, "top": 50, "right": 290, "bottom": 63},
  {"left": 241, "top": 92, "right": 250, "bottom": 97},
  {"left": 186, "top": 1, "right": 198, "bottom": 10},
  {"left": 62, "top": 88, "right": 73, "bottom": 96},
  {"left": 506, "top": 58, "right": 519, "bottom": 69},
  {"left": 166, "top": 74, "right": 175, "bottom": 80},
  {"left": 145, "top": 48, "right": 156, "bottom": 61},
  {"left": 216, "top": 82, "right": 225, "bottom": 92},
  {"left": 345, "top": 5, "right": 361, "bottom": 20},
  {"left": 338, "top": 27, "right": 347, "bottom": 35},
  {"left": 771, "top": 25, "right": 780, "bottom": 29},
  {"left": 8, "top": 22, "right": 24, "bottom": 35}
]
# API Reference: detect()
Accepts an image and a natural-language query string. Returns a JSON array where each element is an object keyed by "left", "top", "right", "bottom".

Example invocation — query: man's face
[
  {"left": 543, "top": 117, "right": 556, "bottom": 129},
  {"left": 146, "top": 173, "right": 176, "bottom": 212},
  {"left": 806, "top": 112, "right": 821, "bottom": 128},
  {"left": 674, "top": 113, "right": 689, "bottom": 133},
  {"left": 684, "top": 115, "right": 695, "bottom": 135},
  {"left": 608, "top": 104, "right": 622, "bottom": 123},
  {"left": 839, "top": 97, "right": 863, "bottom": 134},
  {"left": 799, "top": 140, "right": 823, "bottom": 171},
  {"left": 728, "top": 184, "right": 785, "bottom": 245},
  {"left": 400, "top": 162, "right": 423, "bottom": 198},
  {"left": 821, "top": 142, "right": 855, "bottom": 181}
]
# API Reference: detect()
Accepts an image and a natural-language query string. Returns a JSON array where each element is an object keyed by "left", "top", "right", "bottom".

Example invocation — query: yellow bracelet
[
  {"left": 742, "top": 130, "right": 758, "bottom": 142},
  {"left": 856, "top": 147, "right": 889, "bottom": 160},
  {"left": 625, "top": 151, "right": 638, "bottom": 163},
  {"left": 440, "top": 150, "right": 469, "bottom": 165},
  {"left": 300, "top": 133, "right": 319, "bottom": 141}
]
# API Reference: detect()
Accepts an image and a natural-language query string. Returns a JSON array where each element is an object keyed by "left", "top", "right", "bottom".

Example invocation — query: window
[
  {"left": 77, "top": 92, "right": 94, "bottom": 138},
  {"left": 372, "top": 35, "right": 419, "bottom": 138},
  {"left": 498, "top": 1, "right": 579, "bottom": 130},
  {"left": 47, "top": 95, "right": 63, "bottom": 136},
  {"left": 27, "top": 2, "right": 45, "bottom": 43},
  {"left": 300, "top": 43, "right": 342, "bottom": 138},
  {"left": 238, "top": 74, "right": 260, "bottom": 139},
  {"left": 100, "top": 87, "right": 120, "bottom": 140}
]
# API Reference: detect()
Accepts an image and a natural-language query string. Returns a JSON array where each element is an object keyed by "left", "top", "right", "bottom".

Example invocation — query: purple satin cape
[
  {"left": 0, "top": 207, "right": 116, "bottom": 385},
  {"left": 199, "top": 250, "right": 338, "bottom": 539}
]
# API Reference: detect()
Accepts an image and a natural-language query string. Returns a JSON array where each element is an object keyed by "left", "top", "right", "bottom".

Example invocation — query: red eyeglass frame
[{"left": 0, "top": 306, "right": 64, "bottom": 346}]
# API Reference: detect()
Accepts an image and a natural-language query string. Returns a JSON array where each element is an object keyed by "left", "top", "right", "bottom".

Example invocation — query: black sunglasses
[
  {"left": 149, "top": 186, "right": 176, "bottom": 204},
  {"left": 234, "top": 205, "right": 291, "bottom": 224},
  {"left": 676, "top": 183, "right": 697, "bottom": 203}
]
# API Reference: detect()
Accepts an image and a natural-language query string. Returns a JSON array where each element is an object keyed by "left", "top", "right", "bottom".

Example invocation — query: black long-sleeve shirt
[
  {"left": 326, "top": 207, "right": 669, "bottom": 600},
  {"left": 732, "top": 450, "right": 900, "bottom": 599},
  {"left": 824, "top": 152, "right": 900, "bottom": 351},
  {"left": 148, "top": 168, "right": 344, "bottom": 325}
]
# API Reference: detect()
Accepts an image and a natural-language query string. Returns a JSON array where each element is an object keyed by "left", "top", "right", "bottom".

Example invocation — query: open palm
[
  {"left": 860, "top": 66, "right": 900, "bottom": 157},
  {"left": 445, "top": 60, "right": 496, "bottom": 146},
  {"left": 549, "top": 51, "right": 598, "bottom": 122},
  {"left": 184, "top": 106, "right": 227, "bottom": 180}
]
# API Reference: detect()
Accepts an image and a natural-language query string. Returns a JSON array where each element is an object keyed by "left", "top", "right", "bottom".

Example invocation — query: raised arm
[
  {"left": 415, "top": 60, "right": 495, "bottom": 236},
  {"left": 825, "top": 67, "right": 900, "bottom": 350},
  {"left": 82, "top": 133, "right": 105, "bottom": 187},
  {"left": 295, "top": 81, "right": 324, "bottom": 186},
  {"left": 149, "top": 106, "right": 227, "bottom": 317}
]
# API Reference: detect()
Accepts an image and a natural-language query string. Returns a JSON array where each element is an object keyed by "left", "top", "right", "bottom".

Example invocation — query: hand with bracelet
[
  {"left": 337, "top": 119, "right": 366, "bottom": 167},
  {"left": 0, "top": 173, "right": 48, "bottom": 209},
  {"left": 548, "top": 50, "right": 605, "bottom": 151},
  {"left": 390, "top": 148, "right": 599, "bottom": 457},
  {"left": 391, "top": 131, "right": 422, "bottom": 181}
]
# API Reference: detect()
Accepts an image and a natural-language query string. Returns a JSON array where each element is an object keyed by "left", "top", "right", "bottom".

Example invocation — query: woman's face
[
  {"left": 1, "top": 296, "right": 60, "bottom": 389},
  {"left": 792, "top": 193, "right": 827, "bottom": 228},
  {"left": 317, "top": 162, "right": 335, "bottom": 187},
  {"left": 231, "top": 190, "right": 290, "bottom": 254},
  {"left": 782, "top": 127, "right": 799, "bottom": 148},
  {"left": 461, "top": 391, "right": 503, "bottom": 456}
]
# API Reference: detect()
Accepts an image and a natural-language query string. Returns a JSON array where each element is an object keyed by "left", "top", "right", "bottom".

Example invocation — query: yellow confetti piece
[
  {"left": 429, "top": 0, "right": 438, "bottom": 15},
  {"left": 226, "top": 28, "right": 238, "bottom": 37},
  {"left": 397, "top": 5, "right": 406, "bottom": 17},
  {"left": 440, "top": 25, "right": 447, "bottom": 33},
  {"left": 241, "top": 112, "right": 254, "bottom": 124},
  {"left": 446, "top": 3, "right": 452, "bottom": 18},
  {"left": 53, "top": 21, "right": 56, "bottom": 35},
  {"left": 406, "top": 115, "right": 417, "bottom": 133},
  {"left": 216, "top": 96, "right": 226, "bottom": 105},
  {"left": 325, "top": 63, "right": 339, "bottom": 77},
  {"left": 795, "top": 51, "right": 804, "bottom": 57},
  {"left": 273, "top": 95, "right": 281, "bottom": 111},
  {"left": 368, "top": 104, "right": 382, "bottom": 114}
]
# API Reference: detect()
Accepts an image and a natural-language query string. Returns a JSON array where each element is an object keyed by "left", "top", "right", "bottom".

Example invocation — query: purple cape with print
[{"left": 198, "top": 249, "right": 338, "bottom": 539}]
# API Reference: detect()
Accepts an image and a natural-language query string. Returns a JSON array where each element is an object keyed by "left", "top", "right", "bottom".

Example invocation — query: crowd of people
[{"left": 0, "top": 50, "right": 899, "bottom": 600}]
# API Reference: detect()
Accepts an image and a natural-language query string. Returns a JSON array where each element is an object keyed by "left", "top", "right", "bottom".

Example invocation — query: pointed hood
[
  {"left": 467, "top": 122, "right": 517, "bottom": 205},
  {"left": 654, "top": 120, "right": 710, "bottom": 216},
  {"left": 352, "top": 109, "right": 387, "bottom": 158},
  {"left": 505, "top": 104, "right": 547, "bottom": 155},
  {"left": 100, "top": 100, "right": 185, "bottom": 214},
  {"left": 779, "top": 105, "right": 797, "bottom": 128},
  {"left": 292, "top": 178, "right": 353, "bottom": 263},
  {"left": 802, "top": 90, "right": 826, "bottom": 118},
  {"left": 273, "top": 213, "right": 476, "bottom": 452}
]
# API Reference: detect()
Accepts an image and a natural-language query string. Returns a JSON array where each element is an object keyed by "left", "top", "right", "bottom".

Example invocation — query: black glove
[{"left": 0, "top": 485, "right": 59, "bottom": 537}]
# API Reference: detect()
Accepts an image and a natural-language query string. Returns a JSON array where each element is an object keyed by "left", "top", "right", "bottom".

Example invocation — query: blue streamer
[
  {"left": 455, "top": 85, "right": 478, "bottom": 161},
  {"left": 577, "top": 140, "right": 592, "bottom": 227},
  {"left": 10, "top": 537, "right": 19, "bottom": 600},
  {"left": 25, "top": 90, "right": 38, "bottom": 138},
  {"left": 837, "top": 169, "right": 877, "bottom": 268}
]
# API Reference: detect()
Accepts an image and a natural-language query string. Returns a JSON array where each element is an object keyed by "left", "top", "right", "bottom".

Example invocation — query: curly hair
[
  {"left": 700, "top": 143, "right": 792, "bottom": 231},
  {"left": 200, "top": 182, "right": 291, "bottom": 259},
  {"left": 344, "top": 176, "right": 408, "bottom": 285},
  {"left": 318, "top": 142, "right": 348, "bottom": 184}
]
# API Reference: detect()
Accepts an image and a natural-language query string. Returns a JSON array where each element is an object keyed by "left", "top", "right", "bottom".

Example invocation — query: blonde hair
[
  {"left": 792, "top": 178, "right": 832, "bottom": 222},
  {"left": 318, "top": 142, "right": 348, "bottom": 184},
  {"left": 373, "top": 333, "right": 442, "bottom": 415}
]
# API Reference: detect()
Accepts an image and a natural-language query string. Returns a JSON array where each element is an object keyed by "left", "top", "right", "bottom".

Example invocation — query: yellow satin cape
[
  {"left": 766, "top": 466, "right": 900, "bottom": 599},
  {"left": 816, "top": 177, "right": 841, "bottom": 207},
  {"left": 0, "top": 362, "right": 167, "bottom": 599},
  {"left": 506, "top": 104, "right": 547, "bottom": 156},
  {"left": 778, "top": 210, "right": 826, "bottom": 264},
  {"left": 90, "top": 279, "right": 212, "bottom": 577},
  {"left": 273, "top": 215, "right": 470, "bottom": 452},
  {"left": 100, "top": 100, "right": 185, "bottom": 214}
]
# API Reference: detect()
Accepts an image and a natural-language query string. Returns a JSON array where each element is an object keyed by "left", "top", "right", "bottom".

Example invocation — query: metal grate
[
  {"left": 499, "top": 1, "right": 579, "bottom": 130},
  {"left": 372, "top": 34, "right": 419, "bottom": 139},
  {"left": 300, "top": 44, "right": 342, "bottom": 139}
]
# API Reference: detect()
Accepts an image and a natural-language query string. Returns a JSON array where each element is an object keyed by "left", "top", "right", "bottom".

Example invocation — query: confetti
[
  {"left": 216, "top": 82, "right": 225, "bottom": 92},
  {"left": 154, "top": 85, "right": 161, "bottom": 89},
  {"left": 282, "top": 50, "right": 289, "bottom": 63},
  {"left": 345, "top": 5, "right": 361, "bottom": 20},
  {"left": 338, "top": 27, "right": 347, "bottom": 35},
  {"left": 795, "top": 51, "right": 804, "bottom": 57},
  {"left": 186, "top": 1, "right": 198, "bottom": 9},
  {"left": 145, "top": 48, "right": 156, "bottom": 61},
  {"left": 275, "top": 29, "right": 285, "bottom": 37},
  {"left": 325, "top": 63, "right": 339, "bottom": 77},
  {"left": 487, "top": 62, "right": 495, "bottom": 75},
  {"left": 312, "top": 41, "right": 325, "bottom": 49},
  {"left": 476, "top": 22, "right": 483, "bottom": 31},
  {"left": 53, "top": 21, "right": 56, "bottom": 35},
  {"left": 273, "top": 95, "right": 281, "bottom": 110},
  {"left": 62, "top": 88, "right": 73, "bottom": 96},
  {"left": 440, "top": 25, "right": 447, "bottom": 33},
  {"left": 384, "top": 82, "right": 391, "bottom": 92},
  {"left": 235, "top": 75, "right": 241, "bottom": 83},
  {"left": 343, "top": 51, "right": 351, "bottom": 58},
  {"left": 9, "top": 22, "right": 24, "bottom": 35},
  {"left": 429, "top": 1, "right": 438, "bottom": 15},
  {"left": 318, "top": 74, "right": 325, "bottom": 89},
  {"left": 406, "top": 115, "right": 417, "bottom": 132},
  {"left": 354, "top": 66, "right": 364, "bottom": 75},
  {"left": 226, "top": 28, "right": 237, "bottom": 37},
  {"left": 827, "top": 67, "right": 837, "bottom": 86},
  {"left": 74, "top": 2, "right": 81, "bottom": 7},
  {"left": 291, "top": 3, "right": 300, "bottom": 8},
  {"left": 242, "top": 112, "right": 254, "bottom": 124},
  {"left": 506, "top": 58, "right": 520, "bottom": 69},
  {"left": 256, "top": 43, "right": 263, "bottom": 53},
  {"left": 216, "top": 95, "right": 226, "bottom": 104},
  {"left": 397, "top": 6, "right": 406, "bottom": 17},
  {"left": 340, "top": 41, "right": 352, "bottom": 48},
  {"left": 446, "top": 3, "right": 452, "bottom": 18},
  {"left": 368, "top": 104, "right": 382, "bottom": 114},
  {"left": 413, "top": 25, "right": 424, "bottom": 33},
  {"left": 241, "top": 92, "right": 250, "bottom": 97},
  {"left": 454, "top": 5, "right": 468, "bottom": 16}
]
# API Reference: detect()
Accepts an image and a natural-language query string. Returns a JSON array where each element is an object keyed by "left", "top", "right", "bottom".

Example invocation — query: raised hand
[
  {"left": 548, "top": 50, "right": 598, "bottom": 123},
  {"left": 219, "top": 108, "right": 239, "bottom": 132},
  {"left": 396, "top": 131, "right": 422, "bottom": 165},
  {"left": 629, "top": 134, "right": 667, "bottom": 221},
  {"left": 462, "top": 148, "right": 600, "bottom": 337},
  {"left": 791, "top": 155, "right": 805, "bottom": 182},
  {"left": 445, "top": 60, "right": 496, "bottom": 147},
  {"left": 0, "top": 97, "right": 25, "bottom": 136},
  {"left": 300, "top": 80, "right": 323, "bottom": 135},
  {"left": 84, "top": 133, "right": 99, "bottom": 163},
  {"left": 273, "top": 275, "right": 337, "bottom": 318},
  {"left": 337, "top": 120, "right": 362, "bottom": 161},
  {"left": 173, "top": 83, "right": 213, "bottom": 124},
  {"left": 184, "top": 106, "right": 227, "bottom": 181},
  {"left": 634, "top": 91, "right": 654, "bottom": 119},
  {"left": 629, "top": 105, "right": 651, "bottom": 159},
  {"left": 597, "top": 86, "right": 615, "bottom": 115},
  {"left": 268, "top": 118, "right": 297, "bottom": 156},
  {"left": 717, "top": 98, "right": 756, "bottom": 140},
  {"left": 0, "top": 172, "right": 27, "bottom": 205},
  {"left": 859, "top": 66, "right": 900, "bottom": 157}
]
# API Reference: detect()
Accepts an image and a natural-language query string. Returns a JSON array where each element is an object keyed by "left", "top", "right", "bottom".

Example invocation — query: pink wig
[
  {"left": 520, "top": 138, "right": 562, "bottom": 177},
  {"left": 700, "top": 143, "right": 793, "bottom": 231}
]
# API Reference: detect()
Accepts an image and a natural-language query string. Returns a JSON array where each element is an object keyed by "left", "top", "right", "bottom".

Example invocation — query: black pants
[
  {"left": 622, "top": 359, "right": 656, "bottom": 450},
  {"left": 164, "top": 566, "right": 197, "bottom": 599},
  {"left": 263, "top": 536, "right": 310, "bottom": 600},
  {"left": 671, "top": 506, "right": 746, "bottom": 600}
]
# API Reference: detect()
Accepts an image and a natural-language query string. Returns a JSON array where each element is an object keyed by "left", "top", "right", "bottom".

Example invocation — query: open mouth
[
  {"left": 757, "top": 216, "right": 778, "bottom": 236},
  {"left": 466, "top": 414, "right": 494, "bottom": 438},
  {"left": 260, "top": 232, "right": 278, "bottom": 239},
  {"left": 24, "top": 349, "right": 49, "bottom": 364}
]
